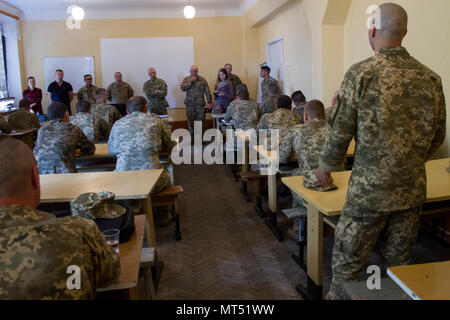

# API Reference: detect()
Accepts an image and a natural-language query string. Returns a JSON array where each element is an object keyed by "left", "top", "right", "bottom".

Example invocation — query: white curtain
[{"left": 0, "top": 25, "right": 8, "bottom": 98}]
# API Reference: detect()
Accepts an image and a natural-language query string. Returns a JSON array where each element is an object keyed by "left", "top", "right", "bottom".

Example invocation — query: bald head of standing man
[{"left": 314, "top": 3, "right": 446, "bottom": 300}]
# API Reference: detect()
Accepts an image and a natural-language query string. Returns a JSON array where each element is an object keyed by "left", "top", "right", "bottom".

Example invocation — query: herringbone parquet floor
[{"left": 155, "top": 164, "right": 309, "bottom": 300}]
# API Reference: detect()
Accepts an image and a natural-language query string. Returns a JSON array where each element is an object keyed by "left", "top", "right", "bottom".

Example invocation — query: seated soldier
[
  {"left": 257, "top": 95, "right": 302, "bottom": 138},
  {"left": 280, "top": 100, "right": 342, "bottom": 239},
  {"left": 224, "top": 83, "right": 260, "bottom": 131},
  {"left": 291, "top": 90, "right": 307, "bottom": 122},
  {"left": 70, "top": 100, "right": 109, "bottom": 143},
  {"left": 252, "top": 95, "right": 302, "bottom": 172},
  {"left": 261, "top": 82, "right": 280, "bottom": 116},
  {"left": 92, "top": 88, "right": 122, "bottom": 139},
  {"left": 34, "top": 102, "right": 95, "bottom": 174},
  {"left": 0, "top": 137, "right": 120, "bottom": 299},
  {"left": 7, "top": 98, "right": 41, "bottom": 132},
  {"left": 0, "top": 114, "right": 11, "bottom": 134},
  {"left": 108, "top": 96, "right": 176, "bottom": 225}
]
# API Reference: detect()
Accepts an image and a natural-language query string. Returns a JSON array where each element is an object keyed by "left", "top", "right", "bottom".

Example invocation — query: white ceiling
[{"left": 3, "top": 0, "right": 259, "bottom": 20}]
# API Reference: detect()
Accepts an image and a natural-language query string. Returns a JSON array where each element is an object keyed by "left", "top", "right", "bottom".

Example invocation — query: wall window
[{"left": 0, "top": 26, "right": 8, "bottom": 98}]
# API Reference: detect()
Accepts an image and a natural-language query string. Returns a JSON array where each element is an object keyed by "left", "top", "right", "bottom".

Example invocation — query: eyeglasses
[{"left": 85, "top": 78, "right": 92, "bottom": 81}]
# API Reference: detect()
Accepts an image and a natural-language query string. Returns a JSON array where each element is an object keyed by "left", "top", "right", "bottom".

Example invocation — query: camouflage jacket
[
  {"left": 319, "top": 46, "right": 447, "bottom": 212},
  {"left": 292, "top": 101, "right": 307, "bottom": 122},
  {"left": 261, "top": 95, "right": 278, "bottom": 116},
  {"left": 225, "top": 99, "right": 260, "bottom": 131},
  {"left": 143, "top": 78, "right": 169, "bottom": 115},
  {"left": 228, "top": 73, "right": 242, "bottom": 95},
  {"left": 108, "top": 112, "right": 176, "bottom": 171},
  {"left": 77, "top": 85, "right": 98, "bottom": 105},
  {"left": 35, "top": 120, "right": 95, "bottom": 174},
  {"left": 280, "top": 119, "right": 330, "bottom": 190},
  {"left": 7, "top": 110, "right": 41, "bottom": 131},
  {"left": 106, "top": 81, "right": 134, "bottom": 104},
  {"left": 91, "top": 102, "right": 122, "bottom": 138},
  {"left": 180, "top": 76, "right": 212, "bottom": 107},
  {"left": 70, "top": 112, "right": 109, "bottom": 142},
  {"left": 0, "top": 205, "right": 120, "bottom": 300},
  {"left": 261, "top": 77, "right": 281, "bottom": 103},
  {"left": 257, "top": 108, "right": 302, "bottom": 136},
  {"left": 0, "top": 115, "right": 10, "bottom": 133}
]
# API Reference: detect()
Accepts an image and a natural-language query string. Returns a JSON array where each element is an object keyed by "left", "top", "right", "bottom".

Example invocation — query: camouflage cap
[
  {"left": 8, "top": 111, "right": 41, "bottom": 131},
  {"left": 70, "top": 191, "right": 126, "bottom": 220}
]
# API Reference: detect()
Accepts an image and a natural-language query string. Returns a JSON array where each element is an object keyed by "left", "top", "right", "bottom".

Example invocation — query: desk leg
[
  {"left": 296, "top": 205, "right": 323, "bottom": 300},
  {"left": 240, "top": 140, "right": 251, "bottom": 202},
  {"left": 143, "top": 195, "right": 157, "bottom": 248},
  {"left": 264, "top": 172, "right": 283, "bottom": 242}
]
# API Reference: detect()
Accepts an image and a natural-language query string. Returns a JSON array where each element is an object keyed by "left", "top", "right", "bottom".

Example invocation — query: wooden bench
[{"left": 151, "top": 185, "right": 184, "bottom": 240}]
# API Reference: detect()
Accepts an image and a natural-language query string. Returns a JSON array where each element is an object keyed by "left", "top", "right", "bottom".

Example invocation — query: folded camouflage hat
[{"left": 71, "top": 191, "right": 126, "bottom": 220}]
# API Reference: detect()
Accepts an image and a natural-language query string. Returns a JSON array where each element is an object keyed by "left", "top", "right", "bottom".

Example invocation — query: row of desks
[{"left": 281, "top": 158, "right": 450, "bottom": 300}]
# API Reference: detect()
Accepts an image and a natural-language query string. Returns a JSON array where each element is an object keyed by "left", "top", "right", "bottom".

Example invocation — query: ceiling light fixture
[
  {"left": 184, "top": 1, "right": 196, "bottom": 19},
  {"left": 72, "top": 0, "right": 85, "bottom": 21}
]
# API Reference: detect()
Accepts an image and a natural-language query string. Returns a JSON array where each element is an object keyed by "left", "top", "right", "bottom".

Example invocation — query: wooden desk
[
  {"left": 387, "top": 261, "right": 450, "bottom": 300},
  {"left": 40, "top": 170, "right": 163, "bottom": 247},
  {"left": 282, "top": 158, "right": 450, "bottom": 300},
  {"left": 97, "top": 215, "right": 146, "bottom": 299}
]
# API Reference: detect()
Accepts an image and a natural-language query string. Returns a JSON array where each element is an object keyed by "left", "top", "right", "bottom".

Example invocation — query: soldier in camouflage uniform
[
  {"left": 108, "top": 96, "right": 176, "bottom": 194},
  {"left": 7, "top": 98, "right": 41, "bottom": 131},
  {"left": 224, "top": 83, "right": 260, "bottom": 131},
  {"left": 0, "top": 137, "right": 120, "bottom": 299},
  {"left": 257, "top": 95, "right": 302, "bottom": 135},
  {"left": 35, "top": 102, "right": 95, "bottom": 174},
  {"left": 92, "top": 88, "right": 122, "bottom": 139},
  {"left": 106, "top": 72, "right": 134, "bottom": 116},
  {"left": 280, "top": 100, "right": 343, "bottom": 239},
  {"left": 0, "top": 115, "right": 10, "bottom": 133},
  {"left": 143, "top": 68, "right": 169, "bottom": 115},
  {"left": 261, "top": 82, "right": 280, "bottom": 116},
  {"left": 225, "top": 63, "right": 242, "bottom": 96},
  {"left": 180, "top": 65, "right": 213, "bottom": 136},
  {"left": 77, "top": 74, "right": 98, "bottom": 105},
  {"left": 260, "top": 66, "right": 281, "bottom": 104},
  {"left": 313, "top": 4, "right": 447, "bottom": 300},
  {"left": 291, "top": 90, "right": 307, "bottom": 121},
  {"left": 70, "top": 100, "right": 109, "bottom": 143}
]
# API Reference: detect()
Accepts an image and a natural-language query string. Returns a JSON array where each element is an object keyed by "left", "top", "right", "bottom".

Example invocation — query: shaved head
[
  {"left": 379, "top": 3, "right": 408, "bottom": 38},
  {"left": 369, "top": 3, "right": 408, "bottom": 51},
  {"left": 305, "top": 100, "right": 325, "bottom": 121},
  {"left": 0, "top": 137, "right": 40, "bottom": 205}
]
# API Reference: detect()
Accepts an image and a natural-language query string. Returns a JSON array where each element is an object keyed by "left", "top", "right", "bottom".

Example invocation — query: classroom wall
[
  {"left": 256, "top": 0, "right": 312, "bottom": 99},
  {"left": 19, "top": 16, "right": 245, "bottom": 117},
  {"left": 343, "top": 0, "right": 450, "bottom": 157}
]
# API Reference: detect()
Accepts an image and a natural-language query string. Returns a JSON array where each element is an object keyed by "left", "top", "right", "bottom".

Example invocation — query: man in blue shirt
[{"left": 47, "top": 69, "right": 74, "bottom": 115}]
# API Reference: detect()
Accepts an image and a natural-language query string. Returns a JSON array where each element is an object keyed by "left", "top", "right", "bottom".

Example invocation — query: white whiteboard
[
  {"left": 100, "top": 37, "right": 194, "bottom": 108},
  {"left": 44, "top": 57, "right": 95, "bottom": 93}
]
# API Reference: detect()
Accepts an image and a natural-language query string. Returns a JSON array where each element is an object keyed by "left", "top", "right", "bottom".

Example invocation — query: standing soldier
[
  {"left": 143, "top": 67, "right": 169, "bottom": 115},
  {"left": 106, "top": 72, "right": 134, "bottom": 116},
  {"left": 260, "top": 66, "right": 281, "bottom": 105},
  {"left": 314, "top": 3, "right": 447, "bottom": 300},
  {"left": 225, "top": 63, "right": 242, "bottom": 96},
  {"left": 77, "top": 74, "right": 98, "bottom": 105},
  {"left": 180, "top": 65, "right": 213, "bottom": 136}
]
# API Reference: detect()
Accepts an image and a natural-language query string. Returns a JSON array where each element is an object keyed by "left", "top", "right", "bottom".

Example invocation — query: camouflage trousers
[
  {"left": 186, "top": 105, "right": 206, "bottom": 136},
  {"left": 327, "top": 203, "right": 421, "bottom": 300}
]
